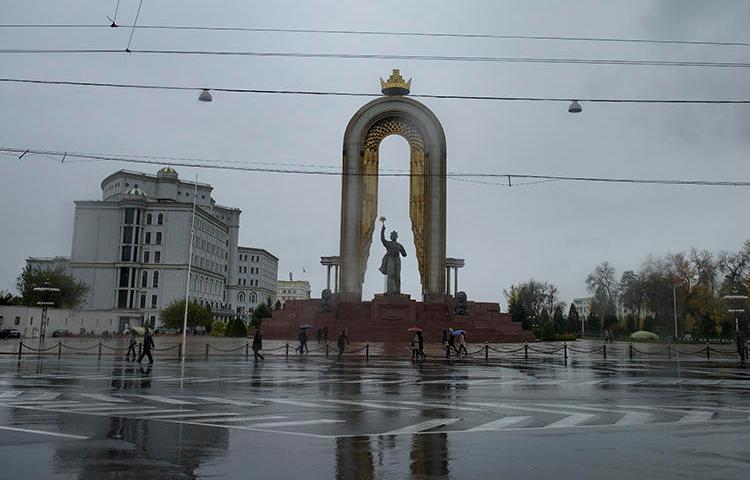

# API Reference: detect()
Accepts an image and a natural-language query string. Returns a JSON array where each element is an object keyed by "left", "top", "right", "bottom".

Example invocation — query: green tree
[
  {"left": 552, "top": 305, "right": 565, "bottom": 334},
  {"left": 160, "top": 300, "right": 212, "bottom": 330},
  {"left": 17, "top": 266, "right": 88, "bottom": 308},
  {"left": 251, "top": 302, "right": 273, "bottom": 327},
  {"left": 566, "top": 303, "right": 580, "bottom": 334},
  {"left": 225, "top": 318, "right": 248, "bottom": 337},
  {"left": 504, "top": 279, "right": 565, "bottom": 325},
  {"left": 507, "top": 292, "right": 529, "bottom": 329}
]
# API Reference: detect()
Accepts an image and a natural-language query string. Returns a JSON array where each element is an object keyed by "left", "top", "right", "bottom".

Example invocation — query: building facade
[
  {"left": 276, "top": 279, "right": 311, "bottom": 306},
  {"left": 25, "top": 167, "right": 278, "bottom": 333},
  {"left": 232, "top": 247, "right": 279, "bottom": 316},
  {"left": 572, "top": 297, "right": 592, "bottom": 319}
]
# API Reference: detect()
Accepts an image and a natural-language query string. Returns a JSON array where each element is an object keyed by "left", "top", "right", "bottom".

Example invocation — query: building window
[
  {"left": 121, "top": 246, "right": 132, "bottom": 262},
  {"left": 151, "top": 295, "right": 157, "bottom": 309},
  {"left": 144, "top": 251, "right": 150, "bottom": 263},
  {"left": 238, "top": 292, "right": 245, "bottom": 302},
  {"left": 155, "top": 232, "right": 162, "bottom": 244},
  {"left": 124, "top": 208, "right": 135, "bottom": 225},
  {"left": 157, "top": 213, "right": 164, "bottom": 225},
  {"left": 140, "top": 294, "right": 146, "bottom": 309},
  {"left": 145, "top": 232, "right": 151, "bottom": 244},
  {"left": 146, "top": 213, "right": 152, "bottom": 225},
  {"left": 154, "top": 252, "right": 161, "bottom": 264},
  {"left": 152, "top": 271, "right": 159, "bottom": 288},
  {"left": 250, "top": 293, "right": 257, "bottom": 303},
  {"left": 117, "top": 290, "right": 128, "bottom": 308},
  {"left": 149, "top": 315, "right": 156, "bottom": 326}
]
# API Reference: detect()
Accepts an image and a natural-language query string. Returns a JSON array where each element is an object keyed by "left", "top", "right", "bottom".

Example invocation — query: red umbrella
[{"left": 407, "top": 327, "right": 422, "bottom": 333}]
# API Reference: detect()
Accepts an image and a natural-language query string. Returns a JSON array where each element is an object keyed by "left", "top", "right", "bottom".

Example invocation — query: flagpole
[{"left": 181, "top": 174, "right": 198, "bottom": 367}]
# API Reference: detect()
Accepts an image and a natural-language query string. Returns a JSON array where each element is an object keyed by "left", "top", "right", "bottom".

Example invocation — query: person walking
[
  {"left": 252, "top": 328, "right": 264, "bottom": 362},
  {"left": 411, "top": 333, "right": 419, "bottom": 361},
  {"left": 296, "top": 328, "right": 308, "bottom": 355},
  {"left": 448, "top": 330, "right": 457, "bottom": 356},
  {"left": 337, "top": 329, "right": 349, "bottom": 358},
  {"left": 456, "top": 331, "right": 468, "bottom": 356},
  {"left": 137, "top": 328, "right": 155, "bottom": 365},
  {"left": 126, "top": 330, "right": 137, "bottom": 361},
  {"left": 416, "top": 330, "right": 426, "bottom": 360},
  {"left": 736, "top": 330, "right": 747, "bottom": 362}
]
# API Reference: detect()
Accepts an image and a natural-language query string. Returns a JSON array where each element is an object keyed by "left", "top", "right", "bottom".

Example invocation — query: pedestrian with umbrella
[
  {"left": 137, "top": 328, "right": 155, "bottom": 365},
  {"left": 296, "top": 326, "right": 311, "bottom": 355}
]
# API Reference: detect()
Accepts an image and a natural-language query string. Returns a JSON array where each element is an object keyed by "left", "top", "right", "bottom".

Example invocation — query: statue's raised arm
[{"left": 380, "top": 224, "right": 387, "bottom": 247}]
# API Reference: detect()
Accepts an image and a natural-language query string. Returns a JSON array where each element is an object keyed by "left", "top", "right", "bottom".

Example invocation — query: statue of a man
[{"left": 378, "top": 222, "right": 407, "bottom": 295}]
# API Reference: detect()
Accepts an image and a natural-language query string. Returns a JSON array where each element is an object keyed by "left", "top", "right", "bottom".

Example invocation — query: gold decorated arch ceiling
[{"left": 359, "top": 116, "right": 428, "bottom": 289}]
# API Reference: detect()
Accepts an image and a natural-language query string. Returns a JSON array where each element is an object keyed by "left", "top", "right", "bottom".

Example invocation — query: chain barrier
[
  {"left": 151, "top": 344, "right": 180, "bottom": 352},
  {"left": 206, "top": 343, "right": 246, "bottom": 353},
  {"left": 100, "top": 344, "right": 128, "bottom": 352},
  {"left": 20, "top": 343, "right": 60, "bottom": 352},
  {"left": 59, "top": 343, "right": 101, "bottom": 352}
]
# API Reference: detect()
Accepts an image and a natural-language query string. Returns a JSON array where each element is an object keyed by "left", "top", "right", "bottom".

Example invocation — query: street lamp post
[
  {"left": 672, "top": 284, "right": 679, "bottom": 341},
  {"left": 33, "top": 281, "right": 60, "bottom": 347}
]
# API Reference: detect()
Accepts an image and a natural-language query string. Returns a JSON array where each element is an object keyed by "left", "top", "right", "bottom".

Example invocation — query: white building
[
  {"left": 572, "top": 297, "right": 592, "bottom": 318},
  {"left": 276, "top": 279, "right": 311, "bottom": 306},
  {"left": 23, "top": 167, "right": 278, "bottom": 333},
  {"left": 233, "top": 247, "right": 279, "bottom": 316}
]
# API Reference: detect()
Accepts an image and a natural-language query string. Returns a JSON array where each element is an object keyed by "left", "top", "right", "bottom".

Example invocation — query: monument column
[
  {"left": 334, "top": 265, "right": 339, "bottom": 293},
  {"left": 454, "top": 268, "right": 458, "bottom": 296},
  {"left": 446, "top": 267, "right": 451, "bottom": 295},
  {"left": 326, "top": 265, "right": 332, "bottom": 290}
]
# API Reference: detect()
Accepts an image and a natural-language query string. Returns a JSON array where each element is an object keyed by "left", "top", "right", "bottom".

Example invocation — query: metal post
[
  {"left": 285, "top": 343, "right": 289, "bottom": 359},
  {"left": 245, "top": 342, "right": 249, "bottom": 361},
  {"left": 485, "top": 342, "right": 489, "bottom": 361},
  {"left": 205, "top": 343, "right": 209, "bottom": 360},
  {"left": 602, "top": 343, "right": 607, "bottom": 359},
  {"left": 629, "top": 343, "right": 633, "bottom": 360},
  {"left": 667, "top": 345, "right": 671, "bottom": 360},
  {"left": 138, "top": 342, "right": 142, "bottom": 357},
  {"left": 365, "top": 343, "right": 370, "bottom": 361},
  {"left": 524, "top": 341, "right": 528, "bottom": 360},
  {"left": 325, "top": 343, "right": 329, "bottom": 358},
  {"left": 178, "top": 342, "right": 182, "bottom": 361},
  {"left": 181, "top": 175, "right": 199, "bottom": 368},
  {"left": 672, "top": 284, "right": 679, "bottom": 342},
  {"left": 706, "top": 343, "right": 710, "bottom": 360},
  {"left": 445, "top": 344, "right": 450, "bottom": 359},
  {"left": 57, "top": 342, "right": 62, "bottom": 359},
  {"left": 98, "top": 342, "right": 102, "bottom": 361},
  {"left": 18, "top": 341, "right": 23, "bottom": 360},
  {"left": 563, "top": 342, "right": 568, "bottom": 360}
]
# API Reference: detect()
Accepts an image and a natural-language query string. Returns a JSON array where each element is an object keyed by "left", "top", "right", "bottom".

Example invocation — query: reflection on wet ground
[{"left": 0, "top": 353, "right": 748, "bottom": 479}]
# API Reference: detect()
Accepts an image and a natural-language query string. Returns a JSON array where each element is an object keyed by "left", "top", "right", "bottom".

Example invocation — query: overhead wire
[
  {"left": 0, "top": 23, "right": 749, "bottom": 48},
  {"left": 0, "top": 48, "right": 749, "bottom": 68},
  {"left": 3, "top": 147, "right": 749, "bottom": 188},
  {"left": 2, "top": 78, "right": 749, "bottom": 105}
]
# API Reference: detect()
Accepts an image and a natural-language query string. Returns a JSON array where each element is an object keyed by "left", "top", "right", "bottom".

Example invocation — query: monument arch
[{"left": 339, "top": 70, "right": 446, "bottom": 301}]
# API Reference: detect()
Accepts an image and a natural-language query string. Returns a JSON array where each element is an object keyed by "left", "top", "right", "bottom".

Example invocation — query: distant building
[
  {"left": 24, "top": 167, "right": 278, "bottom": 333},
  {"left": 26, "top": 256, "right": 71, "bottom": 274},
  {"left": 277, "top": 279, "right": 311, "bottom": 306},
  {"left": 234, "top": 247, "right": 279, "bottom": 316},
  {"left": 572, "top": 297, "right": 592, "bottom": 318}
]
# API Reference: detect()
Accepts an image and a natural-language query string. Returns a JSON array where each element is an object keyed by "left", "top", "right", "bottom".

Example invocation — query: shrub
[
  {"left": 210, "top": 320, "right": 226, "bottom": 337},
  {"left": 225, "top": 318, "right": 248, "bottom": 337}
]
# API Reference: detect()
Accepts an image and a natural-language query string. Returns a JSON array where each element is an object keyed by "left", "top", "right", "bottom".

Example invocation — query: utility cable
[
  {"left": 0, "top": 48, "right": 749, "bottom": 68},
  {"left": 1, "top": 78, "right": 749, "bottom": 105},
  {"left": 2, "top": 147, "right": 749, "bottom": 187},
  {"left": 0, "top": 23, "right": 749, "bottom": 48},
  {"left": 125, "top": 0, "right": 144, "bottom": 52}
]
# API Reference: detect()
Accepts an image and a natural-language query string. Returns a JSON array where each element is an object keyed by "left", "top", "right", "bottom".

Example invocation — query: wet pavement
[{"left": 0, "top": 353, "right": 748, "bottom": 479}]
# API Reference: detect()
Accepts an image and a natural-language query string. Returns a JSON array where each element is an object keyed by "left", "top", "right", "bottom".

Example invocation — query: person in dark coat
[
  {"left": 737, "top": 330, "right": 747, "bottom": 362},
  {"left": 416, "top": 331, "right": 426, "bottom": 360},
  {"left": 126, "top": 330, "right": 137, "bottom": 361},
  {"left": 252, "top": 328, "right": 264, "bottom": 361},
  {"left": 296, "top": 328, "right": 308, "bottom": 354},
  {"left": 337, "top": 329, "right": 349, "bottom": 358},
  {"left": 137, "top": 328, "right": 155, "bottom": 364}
]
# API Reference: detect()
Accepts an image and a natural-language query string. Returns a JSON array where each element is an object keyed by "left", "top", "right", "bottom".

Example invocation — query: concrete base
[{"left": 263, "top": 294, "right": 533, "bottom": 343}]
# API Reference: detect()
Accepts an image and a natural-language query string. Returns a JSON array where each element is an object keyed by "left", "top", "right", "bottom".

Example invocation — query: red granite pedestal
[{"left": 262, "top": 294, "right": 533, "bottom": 343}]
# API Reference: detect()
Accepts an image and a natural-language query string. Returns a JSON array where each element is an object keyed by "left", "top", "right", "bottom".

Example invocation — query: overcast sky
[{"left": 1, "top": 0, "right": 749, "bottom": 307}]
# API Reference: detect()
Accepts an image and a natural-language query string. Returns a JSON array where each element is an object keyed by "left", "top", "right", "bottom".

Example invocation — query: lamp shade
[
  {"left": 568, "top": 100, "right": 582, "bottom": 113},
  {"left": 198, "top": 89, "right": 213, "bottom": 102}
]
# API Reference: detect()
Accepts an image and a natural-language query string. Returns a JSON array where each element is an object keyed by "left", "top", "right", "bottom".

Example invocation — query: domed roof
[
  {"left": 126, "top": 187, "right": 147, "bottom": 196},
  {"left": 158, "top": 166, "right": 178, "bottom": 176}
]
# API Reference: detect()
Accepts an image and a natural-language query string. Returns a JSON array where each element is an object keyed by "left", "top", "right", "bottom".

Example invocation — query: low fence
[{"left": 3, "top": 339, "right": 746, "bottom": 362}]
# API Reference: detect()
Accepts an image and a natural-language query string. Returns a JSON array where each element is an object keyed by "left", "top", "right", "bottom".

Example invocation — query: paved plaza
[{"left": 0, "top": 352, "right": 748, "bottom": 479}]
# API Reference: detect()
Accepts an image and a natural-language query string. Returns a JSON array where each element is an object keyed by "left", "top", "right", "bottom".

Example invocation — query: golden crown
[{"left": 380, "top": 69, "right": 411, "bottom": 96}]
